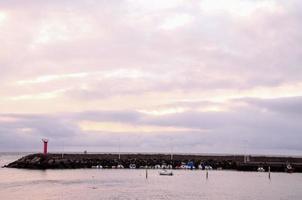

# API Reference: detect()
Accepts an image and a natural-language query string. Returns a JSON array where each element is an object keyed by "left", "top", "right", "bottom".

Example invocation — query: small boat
[
  {"left": 161, "top": 164, "right": 167, "bottom": 169},
  {"left": 179, "top": 164, "right": 187, "bottom": 169},
  {"left": 167, "top": 165, "right": 173, "bottom": 169},
  {"left": 117, "top": 164, "right": 124, "bottom": 169},
  {"left": 257, "top": 167, "right": 265, "bottom": 172},
  {"left": 285, "top": 164, "right": 294, "bottom": 173},
  {"left": 92, "top": 165, "right": 102, "bottom": 169},
  {"left": 159, "top": 169, "right": 173, "bottom": 176},
  {"left": 129, "top": 164, "right": 136, "bottom": 169},
  {"left": 187, "top": 161, "right": 195, "bottom": 170},
  {"left": 155, "top": 164, "right": 162, "bottom": 169}
]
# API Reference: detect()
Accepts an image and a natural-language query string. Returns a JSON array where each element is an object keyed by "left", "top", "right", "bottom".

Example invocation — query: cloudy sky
[{"left": 0, "top": 0, "right": 302, "bottom": 155}]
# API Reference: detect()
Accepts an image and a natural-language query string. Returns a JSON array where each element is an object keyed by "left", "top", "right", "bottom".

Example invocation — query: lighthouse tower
[{"left": 42, "top": 139, "right": 48, "bottom": 155}]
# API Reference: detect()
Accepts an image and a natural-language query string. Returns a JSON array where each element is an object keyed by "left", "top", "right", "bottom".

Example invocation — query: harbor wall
[{"left": 5, "top": 153, "right": 302, "bottom": 172}]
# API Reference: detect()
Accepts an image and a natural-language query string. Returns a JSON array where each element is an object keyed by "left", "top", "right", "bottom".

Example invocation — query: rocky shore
[{"left": 5, "top": 153, "right": 302, "bottom": 172}]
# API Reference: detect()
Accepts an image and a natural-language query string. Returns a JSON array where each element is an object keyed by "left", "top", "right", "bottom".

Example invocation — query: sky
[{"left": 0, "top": 0, "right": 302, "bottom": 155}]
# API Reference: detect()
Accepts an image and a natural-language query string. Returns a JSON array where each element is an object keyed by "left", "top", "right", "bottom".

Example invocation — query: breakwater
[{"left": 5, "top": 153, "right": 302, "bottom": 172}]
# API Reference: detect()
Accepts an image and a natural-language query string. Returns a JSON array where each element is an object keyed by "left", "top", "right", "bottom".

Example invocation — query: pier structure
[{"left": 5, "top": 153, "right": 302, "bottom": 172}]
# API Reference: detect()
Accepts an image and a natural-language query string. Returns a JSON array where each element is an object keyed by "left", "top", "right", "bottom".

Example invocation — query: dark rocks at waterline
[{"left": 4, "top": 153, "right": 302, "bottom": 172}]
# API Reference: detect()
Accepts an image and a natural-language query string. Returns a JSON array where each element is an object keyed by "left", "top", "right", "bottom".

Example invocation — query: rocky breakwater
[
  {"left": 5, "top": 153, "right": 128, "bottom": 169},
  {"left": 5, "top": 153, "right": 239, "bottom": 170},
  {"left": 4, "top": 153, "right": 302, "bottom": 172}
]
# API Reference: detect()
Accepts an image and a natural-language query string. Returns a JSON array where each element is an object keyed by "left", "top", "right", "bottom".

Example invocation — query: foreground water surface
[{"left": 1, "top": 153, "right": 302, "bottom": 200}]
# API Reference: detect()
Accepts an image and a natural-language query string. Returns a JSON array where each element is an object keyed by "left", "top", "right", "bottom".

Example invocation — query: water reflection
[{"left": 1, "top": 154, "right": 302, "bottom": 200}]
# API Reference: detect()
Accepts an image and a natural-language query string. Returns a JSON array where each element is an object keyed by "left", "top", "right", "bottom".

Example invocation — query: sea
[{"left": 1, "top": 153, "right": 302, "bottom": 200}]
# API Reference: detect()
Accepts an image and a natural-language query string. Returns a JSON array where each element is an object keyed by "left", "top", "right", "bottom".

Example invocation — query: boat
[
  {"left": 204, "top": 165, "right": 213, "bottom": 170},
  {"left": 92, "top": 165, "right": 103, "bottom": 169},
  {"left": 257, "top": 166, "right": 265, "bottom": 172},
  {"left": 117, "top": 164, "right": 124, "bottom": 169},
  {"left": 129, "top": 164, "right": 136, "bottom": 169},
  {"left": 179, "top": 164, "right": 187, "bottom": 169},
  {"left": 161, "top": 164, "right": 168, "bottom": 169},
  {"left": 285, "top": 164, "right": 294, "bottom": 173},
  {"left": 159, "top": 169, "right": 173, "bottom": 176},
  {"left": 155, "top": 164, "right": 161, "bottom": 169},
  {"left": 187, "top": 161, "right": 195, "bottom": 170}
]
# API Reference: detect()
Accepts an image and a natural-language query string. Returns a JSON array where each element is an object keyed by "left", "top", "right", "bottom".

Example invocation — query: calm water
[{"left": 1, "top": 153, "right": 302, "bottom": 200}]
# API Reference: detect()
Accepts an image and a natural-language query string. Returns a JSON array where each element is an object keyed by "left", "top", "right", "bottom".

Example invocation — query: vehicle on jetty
[
  {"left": 159, "top": 169, "right": 173, "bottom": 176},
  {"left": 257, "top": 167, "right": 265, "bottom": 172}
]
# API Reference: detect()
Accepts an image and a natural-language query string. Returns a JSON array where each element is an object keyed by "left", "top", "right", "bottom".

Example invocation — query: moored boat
[
  {"left": 159, "top": 169, "right": 173, "bottom": 176},
  {"left": 285, "top": 164, "right": 294, "bottom": 173},
  {"left": 117, "top": 164, "right": 124, "bottom": 169},
  {"left": 129, "top": 164, "right": 136, "bottom": 169},
  {"left": 205, "top": 165, "right": 213, "bottom": 170},
  {"left": 257, "top": 166, "right": 265, "bottom": 172}
]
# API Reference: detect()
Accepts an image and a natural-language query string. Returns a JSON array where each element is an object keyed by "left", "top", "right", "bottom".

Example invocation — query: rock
[
  {"left": 30, "top": 156, "right": 41, "bottom": 164},
  {"left": 48, "top": 159, "right": 54, "bottom": 164}
]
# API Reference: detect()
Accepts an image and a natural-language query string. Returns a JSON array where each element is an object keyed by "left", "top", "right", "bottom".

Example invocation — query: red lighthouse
[{"left": 42, "top": 139, "right": 48, "bottom": 155}]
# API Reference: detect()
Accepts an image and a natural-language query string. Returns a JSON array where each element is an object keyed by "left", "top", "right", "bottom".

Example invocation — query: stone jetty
[{"left": 5, "top": 153, "right": 302, "bottom": 172}]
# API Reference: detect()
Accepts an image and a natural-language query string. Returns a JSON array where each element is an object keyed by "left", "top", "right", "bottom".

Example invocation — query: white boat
[
  {"left": 117, "top": 164, "right": 124, "bottom": 169},
  {"left": 129, "top": 164, "right": 136, "bottom": 169},
  {"left": 159, "top": 169, "right": 173, "bottom": 176},
  {"left": 286, "top": 164, "right": 294, "bottom": 173},
  {"left": 188, "top": 165, "right": 196, "bottom": 170},
  {"left": 155, "top": 164, "right": 162, "bottom": 169},
  {"left": 204, "top": 165, "right": 213, "bottom": 170},
  {"left": 179, "top": 164, "right": 187, "bottom": 169},
  {"left": 161, "top": 164, "right": 168, "bottom": 169},
  {"left": 257, "top": 167, "right": 265, "bottom": 172},
  {"left": 92, "top": 165, "right": 103, "bottom": 169}
]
